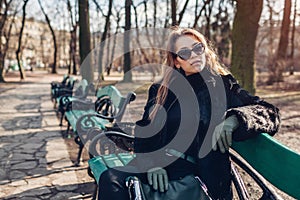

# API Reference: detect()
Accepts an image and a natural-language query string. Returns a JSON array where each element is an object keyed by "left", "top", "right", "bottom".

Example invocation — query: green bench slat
[
  {"left": 88, "top": 157, "right": 108, "bottom": 184},
  {"left": 102, "top": 154, "right": 125, "bottom": 168},
  {"left": 88, "top": 153, "right": 136, "bottom": 184},
  {"left": 96, "top": 85, "right": 124, "bottom": 109},
  {"left": 232, "top": 133, "right": 300, "bottom": 199},
  {"left": 89, "top": 134, "right": 300, "bottom": 199},
  {"left": 65, "top": 109, "right": 109, "bottom": 132},
  {"left": 117, "top": 153, "right": 136, "bottom": 165}
]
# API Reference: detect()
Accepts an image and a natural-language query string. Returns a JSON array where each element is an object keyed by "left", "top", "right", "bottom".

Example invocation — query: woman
[{"left": 98, "top": 27, "right": 280, "bottom": 200}]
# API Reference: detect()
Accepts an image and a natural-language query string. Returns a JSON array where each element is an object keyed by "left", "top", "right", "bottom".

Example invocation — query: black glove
[{"left": 212, "top": 115, "right": 239, "bottom": 153}]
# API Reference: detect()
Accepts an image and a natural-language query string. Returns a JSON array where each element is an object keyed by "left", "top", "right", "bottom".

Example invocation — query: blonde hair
[{"left": 149, "top": 27, "right": 229, "bottom": 119}]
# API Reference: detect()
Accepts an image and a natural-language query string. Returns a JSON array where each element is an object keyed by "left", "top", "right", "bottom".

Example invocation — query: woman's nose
[{"left": 190, "top": 50, "right": 198, "bottom": 59}]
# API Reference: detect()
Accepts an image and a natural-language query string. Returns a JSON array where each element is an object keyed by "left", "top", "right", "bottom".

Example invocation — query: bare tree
[
  {"left": 203, "top": 0, "right": 214, "bottom": 39},
  {"left": 123, "top": 0, "right": 132, "bottom": 82},
  {"left": 193, "top": 0, "right": 206, "bottom": 28},
  {"left": 107, "top": 6, "right": 122, "bottom": 75},
  {"left": 38, "top": 0, "right": 57, "bottom": 73},
  {"left": 132, "top": 1, "right": 151, "bottom": 64},
  {"left": 93, "top": 0, "right": 113, "bottom": 80},
  {"left": 66, "top": 0, "right": 78, "bottom": 75},
  {"left": 177, "top": 0, "right": 189, "bottom": 25},
  {"left": 171, "top": 0, "right": 176, "bottom": 26},
  {"left": 268, "top": 0, "right": 291, "bottom": 83},
  {"left": 16, "top": 0, "right": 29, "bottom": 80},
  {"left": 288, "top": 0, "right": 297, "bottom": 75},
  {"left": 231, "top": 0, "right": 263, "bottom": 94},
  {"left": 78, "top": 0, "right": 93, "bottom": 83},
  {"left": 265, "top": 0, "right": 276, "bottom": 74},
  {"left": 164, "top": 0, "right": 170, "bottom": 28},
  {"left": 211, "top": 1, "right": 232, "bottom": 64},
  {"left": 277, "top": 0, "right": 292, "bottom": 60},
  {"left": 104, "top": 21, "right": 111, "bottom": 75},
  {"left": 0, "top": 0, "right": 14, "bottom": 82}
]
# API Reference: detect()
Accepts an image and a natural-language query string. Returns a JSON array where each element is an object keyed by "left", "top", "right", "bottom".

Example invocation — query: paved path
[{"left": 0, "top": 73, "right": 94, "bottom": 199}]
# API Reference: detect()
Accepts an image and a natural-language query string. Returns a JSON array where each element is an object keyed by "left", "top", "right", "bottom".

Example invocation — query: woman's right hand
[{"left": 147, "top": 167, "right": 169, "bottom": 192}]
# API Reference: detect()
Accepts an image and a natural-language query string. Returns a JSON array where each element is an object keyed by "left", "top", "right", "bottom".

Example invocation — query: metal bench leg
[
  {"left": 231, "top": 163, "right": 249, "bottom": 200},
  {"left": 63, "top": 121, "right": 70, "bottom": 138},
  {"left": 230, "top": 153, "right": 281, "bottom": 200},
  {"left": 74, "top": 136, "right": 84, "bottom": 166},
  {"left": 59, "top": 111, "right": 65, "bottom": 126},
  {"left": 92, "top": 182, "right": 98, "bottom": 200}
]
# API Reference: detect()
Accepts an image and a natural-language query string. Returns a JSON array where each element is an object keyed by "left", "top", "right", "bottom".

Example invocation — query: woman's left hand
[{"left": 212, "top": 115, "right": 239, "bottom": 153}]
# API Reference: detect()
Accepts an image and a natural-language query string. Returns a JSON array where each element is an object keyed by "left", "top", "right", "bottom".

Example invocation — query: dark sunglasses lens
[
  {"left": 193, "top": 43, "right": 204, "bottom": 55},
  {"left": 177, "top": 49, "right": 191, "bottom": 60}
]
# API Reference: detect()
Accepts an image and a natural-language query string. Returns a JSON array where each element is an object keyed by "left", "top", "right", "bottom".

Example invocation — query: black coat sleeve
[
  {"left": 224, "top": 74, "right": 281, "bottom": 141},
  {"left": 133, "top": 84, "right": 166, "bottom": 170}
]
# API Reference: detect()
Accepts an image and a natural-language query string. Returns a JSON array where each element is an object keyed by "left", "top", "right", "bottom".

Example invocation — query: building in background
[{"left": 4, "top": 16, "right": 71, "bottom": 70}]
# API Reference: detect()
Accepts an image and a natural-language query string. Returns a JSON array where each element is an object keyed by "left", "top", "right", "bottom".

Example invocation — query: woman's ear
[{"left": 174, "top": 59, "right": 180, "bottom": 69}]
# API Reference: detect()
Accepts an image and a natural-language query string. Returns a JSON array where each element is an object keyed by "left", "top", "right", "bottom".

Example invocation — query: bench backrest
[
  {"left": 232, "top": 133, "right": 300, "bottom": 199},
  {"left": 96, "top": 85, "right": 125, "bottom": 110},
  {"left": 73, "top": 79, "right": 89, "bottom": 98},
  {"left": 66, "top": 76, "right": 76, "bottom": 89},
  {"left": 61, "top": 74, "right": 69, "bottom": 85}
]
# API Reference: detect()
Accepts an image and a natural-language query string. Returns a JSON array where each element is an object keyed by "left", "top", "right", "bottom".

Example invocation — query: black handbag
[{"left": 126, "top": 175, "right": 213, "bottom": 200}]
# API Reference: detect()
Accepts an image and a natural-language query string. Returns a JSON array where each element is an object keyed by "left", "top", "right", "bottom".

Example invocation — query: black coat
[{"left": 132, "top": 68, "right": 280, "bottom": 199}]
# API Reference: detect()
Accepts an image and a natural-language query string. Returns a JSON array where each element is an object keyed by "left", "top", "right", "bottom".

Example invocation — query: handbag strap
[{"left": 165, "top": 148, "right": 197, "bottom": 165}]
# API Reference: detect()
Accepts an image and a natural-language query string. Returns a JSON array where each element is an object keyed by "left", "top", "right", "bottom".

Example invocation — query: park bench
[
  {"left": 51, "top": 76, "right": 76, "bottom": 108},
  {"left": 56, "top": 78, "right": 93, "bottom": 126},
  {"left": 50, "top": 74, "right": 69, "bottom": 101},
  {"left": 87, "top": 131, "right": 300, "bottom": 200},
  {"left": 63, "top": 85, "right": 136, "bottom": 165}
]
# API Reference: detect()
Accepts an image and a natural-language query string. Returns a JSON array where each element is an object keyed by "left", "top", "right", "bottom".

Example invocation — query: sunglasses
[{"left": 175, "top": 43, "right": 205, "bottom": 61}]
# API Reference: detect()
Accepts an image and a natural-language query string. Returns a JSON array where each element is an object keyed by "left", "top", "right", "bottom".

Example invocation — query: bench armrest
[
  {"left": 89, "top": 131, "right": 134, "bottom": 157},
  {"left": 65, "top": 98, "right": 94, "bottom": 111},
  {"left": 95, "top": 92, "right": 136, "bottom": 122}
]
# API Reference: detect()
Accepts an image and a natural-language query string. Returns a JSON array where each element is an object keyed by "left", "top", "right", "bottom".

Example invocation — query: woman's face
[{"left": 174, "top": 35, "right": 206, "bottom": 76}]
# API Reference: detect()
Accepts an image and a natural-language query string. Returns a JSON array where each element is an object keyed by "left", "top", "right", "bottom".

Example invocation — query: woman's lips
[{"left": 191, "top": 61, "right": 202, "bottom": 66}]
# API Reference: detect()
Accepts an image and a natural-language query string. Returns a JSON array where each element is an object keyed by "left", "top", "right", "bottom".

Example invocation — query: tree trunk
[
  {"left": 0, "top": 0, "right": 16, "bottom": 82},
  {"left": 70, "top": 26, "right": 78, "bottom": 75},
  {"left": 123, "top": 0, "right": 132, "bottom": 82},
  {"left": 178, "top": 0, "right": 189, "bottom": 25},
  {"left": 38, "top": 0, "right": 57, "bottom": 74},
  {"left": 277, "top": 0, "right": 292, "bottom": 60},
  {"left": 193, "top": 0, "right": 206, "bottom": 28},
  {"left": 66, "top": 0, "right": 78, "bottom": 75},
  {"left": 171, "top": 0, "right": 177, "bottom": 26},
  {"left": 16, "top": 0, "right": 29, "bottom": 80},
  {"left": 78, "top": 0, "right": 93, "bottom": 83},
  {"left": 288, "top": 0, "right": 296, "bottom": 75},
  {"left": 97, "top": 0, "right": 113, "bottom": 80},
  {"left": 108, "top": 11, "right": 121, "bottom": 76},
  {"left": 0, "top": 54, "right": 5, "bottom": 82},
  {"left": 269, "top": 0, "right": 291, "bottom": 82},
  {"left": 231, "top": 0, "right": 263, "bottom": 94},
  {"left": 105, "top": 21, "right": 111, "bottom": 75}
]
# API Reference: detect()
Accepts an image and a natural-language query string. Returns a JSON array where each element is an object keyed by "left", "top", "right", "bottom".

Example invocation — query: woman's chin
[{"left": 193, "top": 65, "right": 205, "bottom": 72}]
